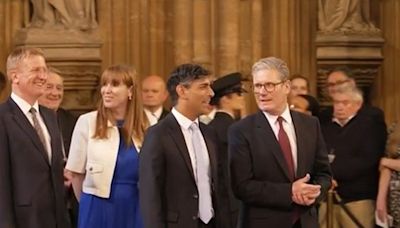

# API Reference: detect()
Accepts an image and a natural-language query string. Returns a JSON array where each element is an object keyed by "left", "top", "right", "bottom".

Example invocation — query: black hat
[{"left": 210, "top": 72, "right": 247, "bottom": 105}]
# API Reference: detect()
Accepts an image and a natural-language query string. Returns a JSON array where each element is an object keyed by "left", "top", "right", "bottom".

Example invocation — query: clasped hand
[{"left": 291, "top": 173, "right": 321, "bottom": 206}]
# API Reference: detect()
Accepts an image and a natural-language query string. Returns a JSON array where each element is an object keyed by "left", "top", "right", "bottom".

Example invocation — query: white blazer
[{"left": 66, "top": 111, "right": 135, "bottom": 198}]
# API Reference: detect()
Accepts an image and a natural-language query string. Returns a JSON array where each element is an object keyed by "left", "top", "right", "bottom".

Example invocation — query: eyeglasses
[{"left": 253, "top": 81, "right": 285, "bottom": 92}]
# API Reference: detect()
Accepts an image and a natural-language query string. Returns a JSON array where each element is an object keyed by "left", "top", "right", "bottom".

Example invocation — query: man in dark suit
[
  {"left": 0, "top": 47, "right": 68, "bottom": 228},
  {"left": 208, "top": 72, "right": 247, "bottom": 228},
  {"left": 229, "top": 57, "right": 332, "bottom": 228},
  {"left": 140, "top": 63, "right": 228, "bottom": 228},
  {"left": 141, "top": 74, "right": 170, "bottom": 126},
  {"left": 39, "top": 68, "right": 78, "bottom": 227}
]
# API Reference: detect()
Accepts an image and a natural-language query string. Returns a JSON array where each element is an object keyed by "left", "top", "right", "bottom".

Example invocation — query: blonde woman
[
  {"left": 377, "top": 123, "right": 400, "bottom": 227},
  {"left": 66, "top": 65, "right": 147, "bottom": 228}
]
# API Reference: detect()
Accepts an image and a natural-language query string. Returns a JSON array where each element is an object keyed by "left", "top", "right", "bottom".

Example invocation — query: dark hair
[
  {"left": 327, "top": 66, "right": 354, "bottom": 79},
  {"left": 299, "top": 94, "right": 320, "bottom": 116},
  {"left": 167, "top": 64, "right": 210, "bottom": 105},
  {"left": 290, "top": 74, "right": 309, "bottom": 87},
  {"left": 0, "top": 71, "right": 5, "bottom": 92}
]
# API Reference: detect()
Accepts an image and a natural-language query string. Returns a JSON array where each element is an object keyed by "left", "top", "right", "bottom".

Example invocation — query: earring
[{"left": 128, "top": 95, "right": 132, "bottom": 100}]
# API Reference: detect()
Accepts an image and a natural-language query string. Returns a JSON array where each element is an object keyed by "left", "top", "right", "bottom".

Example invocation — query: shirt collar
[
  {"left": 263, "top": 104, "right": 293, "bottom": 125},
  {"left": 144, "top": 106, "right": 163, "bottom": 118},
  {"left": 11, "top": 92, "right": 39, "bottom": 114},
  {"left": 171, "top": 107, "right": 199, "bottom": 130}
]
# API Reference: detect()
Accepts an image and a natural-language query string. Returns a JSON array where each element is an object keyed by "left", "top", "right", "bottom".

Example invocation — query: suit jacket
[
  {"left": 0, "top": 98, "right": 68, "bottom": 228},
  {"left": 57, "top": 108, "right": 77, "bottom": 157},
  {"left": 209, "top": 112, "right": 238, "bottom": 227},
  {"left": 139, "top": 113, "right": 229, "bottom": 228},
  {"left": 228, "top": 111, "right": 331, "bottom": 228},
  {"left": 160, "top": 108, "right": 170, "bottom": 121}
]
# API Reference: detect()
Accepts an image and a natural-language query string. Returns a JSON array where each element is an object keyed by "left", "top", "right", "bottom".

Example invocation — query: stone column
[
  {"left": 193, "top": 0, "right": 212, "bottom": 70},
  {"left": 173, "top": 0, "right": 193, "bottom": 65},
  {"left": 216, "top": 0, "right": 239, "bottom": 76}
]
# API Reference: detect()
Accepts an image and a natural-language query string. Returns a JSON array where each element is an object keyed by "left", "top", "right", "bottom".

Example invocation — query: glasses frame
[{"left": 253, "top": 80, "right": 285, "bottom": 92}]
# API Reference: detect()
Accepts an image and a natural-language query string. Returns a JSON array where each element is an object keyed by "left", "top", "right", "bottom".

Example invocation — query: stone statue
[
  {"left": 318, "top": 0, "right": 378, "bottom": 33},
  {"left": 30, "top": 0, "right": 97, "bottom": 31}
]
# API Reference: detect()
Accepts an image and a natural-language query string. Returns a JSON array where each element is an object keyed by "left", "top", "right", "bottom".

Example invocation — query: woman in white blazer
[{"left": 66, "top": 65, "right": 148, "bottom": 228}]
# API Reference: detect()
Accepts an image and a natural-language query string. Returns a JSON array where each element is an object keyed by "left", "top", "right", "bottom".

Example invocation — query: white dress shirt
[
  {"left": 144, "top": 107, "right": 163, "bottom": 126},
  {"left": 171, "top": 108, "right": 211, "bottom": 180}
]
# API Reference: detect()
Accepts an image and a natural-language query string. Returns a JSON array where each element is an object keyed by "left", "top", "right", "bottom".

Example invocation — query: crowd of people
[{"left": 0, "top": 46, "right": 398, "bottom": 228}]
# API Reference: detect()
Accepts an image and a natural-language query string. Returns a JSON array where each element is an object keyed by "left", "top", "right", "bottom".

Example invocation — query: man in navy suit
[
  {"left": 139, "top": 64, "right": 229, "bottom": 228},
  {"left": 229, "top": 57, "right": 332, "bottom": 228},
  {"left": 0, "top": 47, "right": 68, "bottom": 228}
]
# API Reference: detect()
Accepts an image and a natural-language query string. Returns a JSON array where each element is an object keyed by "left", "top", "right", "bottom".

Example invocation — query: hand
[
  {"left": 64, "top": 169, "right": 72, "bottom": 188},
  {"left": 330, "top": 179, "right": 338, "bottom": 191},
  {"left": 376, "top": 196, "right": 388, "bottom": 223},
  {"left": 380, "top": 158, "right": 391, "bottom": 171},
  {"left": 292, "top": 174, "right": 321, "bottom": 206}
]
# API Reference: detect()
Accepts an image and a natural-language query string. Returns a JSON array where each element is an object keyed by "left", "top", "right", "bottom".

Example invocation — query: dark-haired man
[{"left": 140, "top": 64, "right": 228, "bottom": 228}]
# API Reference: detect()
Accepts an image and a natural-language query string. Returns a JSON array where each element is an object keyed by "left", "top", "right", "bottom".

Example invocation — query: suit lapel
[
  {"left": 165, "top": 114, "right": 196, "bottom": 181},
  {"left": 200, "top": 124, "right": 218, "bottom": 185},
  {"left": 255, "top": 111, "right": 292, "bottom": 181},
  {"left": 8, "top": 99, "right": 50, "bottom": 165},
  {"left": 291, "top": 111, "right": 306, "bottom": 178}
]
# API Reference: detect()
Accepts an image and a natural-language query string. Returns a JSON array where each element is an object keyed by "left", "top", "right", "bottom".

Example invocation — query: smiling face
[
  {"left": 101, "top": 76, "right": 132, "bottom": 114},
  {"left": 253, "top": 69, "right": 290, "bottom": 115},
  {"left": 11, "top": 55, "right": 48, "bottom": 105},
  {"left": 38, "top": 71, "right": 63, "bottom": 110}
]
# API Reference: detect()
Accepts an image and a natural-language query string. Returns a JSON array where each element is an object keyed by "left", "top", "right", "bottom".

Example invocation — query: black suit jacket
[
  {"left": 0, "top": 98, "right": 68, "bottom": 228},
  {"left": 209, "top": 112, "right": 238, "bottom": 227},
  {"left": 57, "top": 108, "right": 78, "bottom": 156},
  {"left": 139, "top": 113, "right": 229, "bottom": 228},
  {"left": 160, "top": 108, "right": 170, "bottom": 121},
  {"left": 228, "top": 111, "right": 332, "bottom": 228}
]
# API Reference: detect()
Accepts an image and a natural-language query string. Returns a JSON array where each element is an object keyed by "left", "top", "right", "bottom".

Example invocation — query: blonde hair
[
  {"left": 386, "top": 123, "right": 400, "bottom": 158},
  {"left": 7, "top": 47, "right": 46, "bottom": 77},
  {"left": 94, "top": 65, "right": 148, "bottom": 146}
]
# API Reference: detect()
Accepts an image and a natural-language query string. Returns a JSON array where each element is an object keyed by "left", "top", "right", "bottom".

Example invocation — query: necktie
[
  {"left": 277, "top": 116, "right": 295, "bottom": 180},
  {"left": 190, "top": 122, "right": 213, "bottom": 223},
  {"left": 30, "top": 108, "right": 50, "bottom": 161}
]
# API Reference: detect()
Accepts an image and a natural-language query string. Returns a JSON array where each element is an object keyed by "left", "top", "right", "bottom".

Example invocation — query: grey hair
[
  {"left": 252, "top": 57, "right": 290, "bottom": 81},
  {"left": 334, "top": 84, "right": 364, "bottom": 103},
  {"left": 6, "top": 47, "right": 46, "bottom": 76}
]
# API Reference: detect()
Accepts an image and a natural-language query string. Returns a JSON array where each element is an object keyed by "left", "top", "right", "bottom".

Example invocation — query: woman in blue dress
[{"left": 66, "top": 64, "right": 148, "bottom": 228}]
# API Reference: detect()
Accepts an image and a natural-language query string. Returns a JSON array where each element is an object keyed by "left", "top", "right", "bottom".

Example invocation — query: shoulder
[{"left": 230, "top": 112, "right": 259, "bottom": 131}]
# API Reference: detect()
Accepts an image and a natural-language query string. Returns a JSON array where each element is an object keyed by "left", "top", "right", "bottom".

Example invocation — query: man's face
[
  {"left": 332, "top": 93, "right": 361, "bottom": 122},
  {"left": 12, "top": 55, "right": 48, "bottom": 102},
  {"left": 39, "top": 72, "right": 63, "bottom": 110},
  {"left": 290, "top": 78, "right": 308, "bottom": 97},
  {"left": 253, "top": 69, "right": 290, "bottom": 115},
  {"left": 326, "top": 71, "right": 352, "bottom": 97},
  {"left": 180, "top": 76, "right": 214, "bottom": 117},
  {"left": 141, "top": 76, "right": 168, "bottom": 109}
]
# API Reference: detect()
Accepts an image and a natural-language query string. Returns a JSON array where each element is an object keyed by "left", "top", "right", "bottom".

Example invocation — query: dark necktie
[
  {"left": 30, "top": 108, "right": 50, "bottom": 160},
  {"left": 277, "top": 116, "right": 295, "bottom": 180}
]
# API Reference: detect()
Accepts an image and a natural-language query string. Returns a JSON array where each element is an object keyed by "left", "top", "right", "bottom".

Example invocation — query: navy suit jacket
[
  {"left": 228, "top": 110, "right": 331, "bottom": 228},
  {"left": 0, "top": 98, "right": 68, "bottom": 228},
  {"left": 139, "top": 113, "right": 229, "bottom": 228}
]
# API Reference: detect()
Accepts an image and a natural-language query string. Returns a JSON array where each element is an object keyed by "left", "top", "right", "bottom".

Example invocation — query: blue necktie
[{"left": 190, "top": 122, "right": 213, "bottom": 223}]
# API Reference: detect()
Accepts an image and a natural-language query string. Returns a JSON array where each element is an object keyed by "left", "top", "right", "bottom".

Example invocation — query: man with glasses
[{"left": 228, "top": 57, "right": 332, "bottom": 228}]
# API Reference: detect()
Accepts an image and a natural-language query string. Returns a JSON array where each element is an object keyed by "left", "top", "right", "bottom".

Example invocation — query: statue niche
[
  {"left": 29, "top": 0, "right": 97, "bottom": 31},
  {"left": 318, "top": 0, "right": 379, "bottom": 33}
]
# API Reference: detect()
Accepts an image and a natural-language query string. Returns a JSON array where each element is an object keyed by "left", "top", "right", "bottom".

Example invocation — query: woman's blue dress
[{"left": 78, "top": 125, "right": 143, "bottom": 228}]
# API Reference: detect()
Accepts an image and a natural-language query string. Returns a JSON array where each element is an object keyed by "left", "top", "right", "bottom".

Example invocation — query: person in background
[
  {"left": 141, "top": 75, "right": 169, "bottom": 126},
  {"left": 290, "top": 74, "right": 309, "bottom": 97},
  {"left": 229, "top": 57, "right": 331, "bottom": 228},
  {"left": 66, "top": 65, "right": 147, "bottom": 228},
  {"left": 208, "top": 72, "right": 247, "bottom": 228},
  {"left": 38, "top": 67, "right": 78, "bottom": 228},
  {"left": 139, "top": 63, "right": 229, "bottom": 228},
  {"left": 290, "top": 94, "right": 320, "bottom": 117},
  {"left": 376, "top": 122, "right": 400, "bottom": 227},
  {"left": 0, "top": 46, "right": 68, "bottom": 228},
  {"left": 0, "top": 70, "right": 9, "bottom": 102},
  {"left": 319, "top": 85, "right": 386, "bottom": 228}
]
